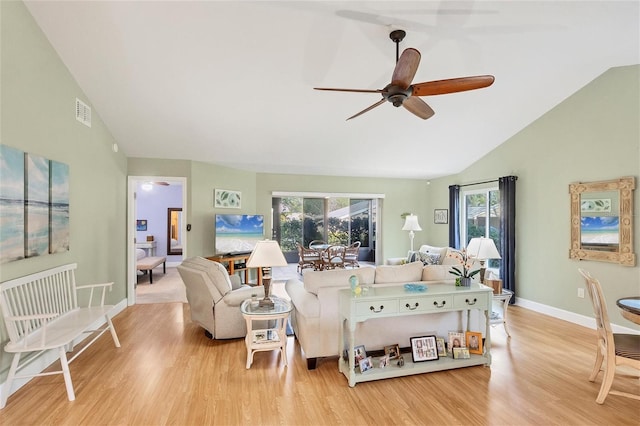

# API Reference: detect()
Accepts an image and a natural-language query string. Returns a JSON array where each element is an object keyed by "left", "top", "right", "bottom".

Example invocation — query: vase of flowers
[{"left": 448, "top": 248, "right": 479, "bottom": 286}]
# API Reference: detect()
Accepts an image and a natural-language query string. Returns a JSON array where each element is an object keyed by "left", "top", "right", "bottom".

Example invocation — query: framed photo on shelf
[
  {"left": 410, "top": 335, "right": 439, "bottom": 362},
  {"left": 378, "top": 354, "right": 391, "bottom": 368},
  {"left": 434, "top": 209, "right": 448, "bottom": 224},
  {"left": 448, "top": 331, "right": 466, "bottom": 353},
  {"left": 436, "top": 337, "right": 447, "bottom": 357},
  {"left": 359, "top": 356, "right": 373, "bottom": 372},
  {"left": 453, "top": 347, "right": 471, "bottom": 359},
  {"left": 466, "top": 331, "right": 483, "bottom": 355},
  {"left": 384, "top": 344, "right": 401, "bottom": 360},
  {"left": 354, "top": 345, "right": 367, "bottom": 364}
]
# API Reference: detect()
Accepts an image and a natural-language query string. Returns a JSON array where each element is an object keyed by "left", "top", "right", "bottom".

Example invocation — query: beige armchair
[{"left": 177, "top": 257, "right": 264, "bottom": 339}]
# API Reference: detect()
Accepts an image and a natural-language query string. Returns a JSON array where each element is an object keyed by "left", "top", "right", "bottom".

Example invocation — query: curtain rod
[{"left": 458, "top": 179, "right": 498, "bottom": 188}]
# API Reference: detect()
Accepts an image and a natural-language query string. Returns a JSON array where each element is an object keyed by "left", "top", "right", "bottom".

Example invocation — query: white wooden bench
[{"left": 0, "top": 263, "right": 121, "bottom": 409}]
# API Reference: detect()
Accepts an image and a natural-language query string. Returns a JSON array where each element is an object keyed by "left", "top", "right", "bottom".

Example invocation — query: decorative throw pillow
[
  {"left": 407, "top": 251, "right": 420, "bottom": 263},
  {"left": 419, "top": 252, "right": 441, "bottom": 265}
]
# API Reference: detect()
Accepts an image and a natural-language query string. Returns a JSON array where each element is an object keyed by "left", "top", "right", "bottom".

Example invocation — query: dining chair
[
  {"left": 321, "top": 245, "right": 346, "bottom": 269},
  {"left": 309, "top": 240, "right": 326, "bottom": 250},
  {"left": 578, "top": 268, "right": 640, "bottom": 404},
  {"left": 296, "top": 242, "right": 321, "bottom": 273},
  {"left": 344, "top": 241, "right": 361, "bottom": 268}
]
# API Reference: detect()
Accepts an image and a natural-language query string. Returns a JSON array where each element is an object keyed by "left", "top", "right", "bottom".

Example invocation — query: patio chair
[
  {"left": 321, "top": 245, "right": 346, "bottom": 269},
  {"left": 344, "top": 241, "right": 361, "bottom": 268},
  {"left": 297, "top": 242, "right": 321, "bottom": 273}
]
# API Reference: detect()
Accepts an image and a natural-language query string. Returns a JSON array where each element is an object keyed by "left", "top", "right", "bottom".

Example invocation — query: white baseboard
[
  {"left": 0, "top": 298, "right": 128, "bottom": 408},
  {"left": 514, "top": 296, "right": 639, "bottom": 334}
]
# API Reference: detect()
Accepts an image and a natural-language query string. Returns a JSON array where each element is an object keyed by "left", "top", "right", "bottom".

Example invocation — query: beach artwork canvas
[
  {"left": 26, "top": 153, "right": 50, "bottom": 258},
  {"left": 0, "top": 145, "right": 70, "bottom": 263},
  {"left": 50, "top": 160, "right": 70, "bottom": 254},
  {"left": 0, "top": 145, "right": 26, "bottom": 263},
  {"left": 581, "top": 216, "right": 619, "bottom": 245}
]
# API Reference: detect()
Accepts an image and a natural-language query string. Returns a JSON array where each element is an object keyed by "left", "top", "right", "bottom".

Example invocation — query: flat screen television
[{"left": 215, "top": 214, "right": 264, "bottom": 255}]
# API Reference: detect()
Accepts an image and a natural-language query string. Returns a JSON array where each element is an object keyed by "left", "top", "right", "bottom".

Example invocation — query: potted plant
[{"left": 448, "top": 248, "right": 479, "bottom": 286}]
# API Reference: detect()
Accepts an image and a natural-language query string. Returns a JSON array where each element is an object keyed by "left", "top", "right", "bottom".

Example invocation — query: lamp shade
[
  {"left": 246, "top": 240, "right": 288, "bottom": 267},
  {"left": 466, "top": 237, "right": 501, "bottom": 260},
  {"left": 401, "top": 214, "right": 422, "bottom": 232}
]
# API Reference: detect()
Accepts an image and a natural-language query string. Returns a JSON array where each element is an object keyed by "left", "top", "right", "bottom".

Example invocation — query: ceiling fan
[{"left": 314, "top": 30, "right": 495, "bottom": 120}]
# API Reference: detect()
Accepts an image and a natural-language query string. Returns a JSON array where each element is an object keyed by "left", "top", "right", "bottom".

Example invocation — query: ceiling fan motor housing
[{"left": 384, "top": 84, "right": 412, "bottom": 107}]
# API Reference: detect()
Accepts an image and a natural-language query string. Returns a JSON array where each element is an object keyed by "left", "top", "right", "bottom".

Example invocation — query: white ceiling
[{"left": 24, "top": 1, "right": 639, "bottom": 179}]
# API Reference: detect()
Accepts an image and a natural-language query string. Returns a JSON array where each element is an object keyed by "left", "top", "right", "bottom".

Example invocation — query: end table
[
  {"left": 491, "top": 288, "right": 514, "bottom": 337},
  {"left": 240, "top": 296, "right": 292, "bottom": 369}
]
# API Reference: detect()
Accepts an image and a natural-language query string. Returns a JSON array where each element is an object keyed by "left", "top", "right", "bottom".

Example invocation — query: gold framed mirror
[
  {"left": 569, "top": 176, "right": 635, "bottom": 266},
  {"left": 167, "top": 207, "right": 183, "bottom": 255}
]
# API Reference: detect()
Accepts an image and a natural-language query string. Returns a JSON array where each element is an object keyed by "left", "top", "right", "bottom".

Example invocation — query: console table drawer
[
  {"left": 453, "top": 294, "right": 487, "bottom": 310},
  {"left": 399, "top": 295, "right": 453, "bottom": 313},
  {"left": 355, "top": 299, "right": 398, "bottom": 316}
]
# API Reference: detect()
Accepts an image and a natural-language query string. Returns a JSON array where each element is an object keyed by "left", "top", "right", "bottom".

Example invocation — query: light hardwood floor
[{"left": 0, "top": 301, "right": 638, "bottom": 425}]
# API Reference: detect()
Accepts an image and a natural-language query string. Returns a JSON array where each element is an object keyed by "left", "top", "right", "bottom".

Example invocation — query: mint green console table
[{"left": 338, "top": 284, "right": 493, "bottom": 387}]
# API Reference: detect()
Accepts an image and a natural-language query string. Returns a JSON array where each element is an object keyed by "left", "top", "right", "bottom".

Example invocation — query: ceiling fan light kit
[{"left": 314, "top": 30, "right": 495, "bottom": 121}]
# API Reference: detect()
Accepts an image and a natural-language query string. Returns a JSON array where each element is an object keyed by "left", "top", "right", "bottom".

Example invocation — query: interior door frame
[{"left": 127, "top": 176, "right": 187, "bottom": 306}]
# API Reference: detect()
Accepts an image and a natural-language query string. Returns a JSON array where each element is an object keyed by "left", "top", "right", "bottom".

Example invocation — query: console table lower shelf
[
  {"left": 338, "top": 284, "right": 493, "bottom": 387},
  {"left": 338, "top": 352, "right": 490, "bottom": 386}
]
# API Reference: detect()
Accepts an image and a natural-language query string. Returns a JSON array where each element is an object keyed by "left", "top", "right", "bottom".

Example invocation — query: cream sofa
[{"left": 285, "top": 261, "right": 482, "bottom": 369}]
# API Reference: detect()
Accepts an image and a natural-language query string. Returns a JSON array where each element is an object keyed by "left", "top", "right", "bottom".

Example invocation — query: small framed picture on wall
[{"left": 434, "top": 209, "right": 448, "bottom": 224}]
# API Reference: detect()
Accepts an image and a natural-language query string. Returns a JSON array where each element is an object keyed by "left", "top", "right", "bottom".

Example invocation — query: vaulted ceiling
[{"left": 24, "top": 1, "right": 639, "bottom": 179}]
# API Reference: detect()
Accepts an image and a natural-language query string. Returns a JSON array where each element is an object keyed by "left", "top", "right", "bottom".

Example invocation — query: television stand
[{"left": 207, "top": 253, "right": 263, "bottom": 285}]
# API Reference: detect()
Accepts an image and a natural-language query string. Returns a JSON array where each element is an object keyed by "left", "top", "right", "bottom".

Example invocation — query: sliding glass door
[{"left": 273, "top": 196, "right": 377, "bottom": 263}]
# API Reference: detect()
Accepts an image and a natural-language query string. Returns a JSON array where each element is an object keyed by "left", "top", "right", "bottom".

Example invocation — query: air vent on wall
[{"left": 75, "top": 98, "right": 91, "bottom": 127}]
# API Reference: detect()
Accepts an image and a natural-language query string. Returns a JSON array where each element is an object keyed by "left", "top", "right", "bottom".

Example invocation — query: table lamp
[
  {"left": 246, "top": 240, "right": 288, "bottom": 309},
  {"left": 401, "top": 214, "right": 422, "bottom": 252},
  {"left": 466, "top": 237, "right": 501, "bottom": 283}
]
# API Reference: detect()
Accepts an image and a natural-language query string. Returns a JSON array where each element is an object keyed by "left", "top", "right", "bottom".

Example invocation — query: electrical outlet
[{"left": 578, "top": 288, "right": 585, "bottom": 298}]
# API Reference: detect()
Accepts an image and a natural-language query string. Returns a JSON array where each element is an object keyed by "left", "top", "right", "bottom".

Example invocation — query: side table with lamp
[
  {"left": 242, "top": 240, "right": 292, "bottom": 368},
  {"left": 467, "top": 237, "right": 512, "bottom": 337}
]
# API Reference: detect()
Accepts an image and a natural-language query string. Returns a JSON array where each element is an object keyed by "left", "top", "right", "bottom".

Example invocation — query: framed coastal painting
[{"left": 214, "top": 189, "right": 241, "bottom": 208}]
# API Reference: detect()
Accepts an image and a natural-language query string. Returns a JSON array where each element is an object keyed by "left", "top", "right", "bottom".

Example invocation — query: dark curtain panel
[
  {"left": 499, "top": 176, "right": 518, "bottom": 300},
  {"left": 448, "top": 185, "right": 461, "bottom": 249}
]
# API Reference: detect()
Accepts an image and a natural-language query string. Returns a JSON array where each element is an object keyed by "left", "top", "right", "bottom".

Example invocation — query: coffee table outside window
[{"left": 240, "top": 296, "right": 292, "bottom": 369}]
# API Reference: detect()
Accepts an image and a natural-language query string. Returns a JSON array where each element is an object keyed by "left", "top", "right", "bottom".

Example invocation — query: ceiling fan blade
[
  {"left": 154, "top": 182, "right": 170, "bottom": 186},
  {"left": 391, "top": 48, "right": 421, "bottom": 89},
  {"left": 346, "top": 99, "right": 387, "bottom": 121},
  {"left": 314, "top": 87, "right": 384, "bottom": 94},
  {"left": 412, "top": 75, "right": 495, "bottom": 96},
  {"left": 403, "top": 97, "right": 435, "bottom": 120}
]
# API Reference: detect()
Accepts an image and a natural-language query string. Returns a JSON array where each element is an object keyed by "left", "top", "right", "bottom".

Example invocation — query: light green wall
[
  {"left": 0, "top": 1, "right": 127, "bottom": 293},
  {"left": 426, "top": 65, "right": 640, "bottom": 329},
  {"left": 0, "top": 1, "right": 128, "bottom": 373}
]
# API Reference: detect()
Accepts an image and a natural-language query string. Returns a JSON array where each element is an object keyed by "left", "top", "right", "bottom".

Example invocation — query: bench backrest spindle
[{"left": 0, "top": 263, "right": 80, "bottom": 345}]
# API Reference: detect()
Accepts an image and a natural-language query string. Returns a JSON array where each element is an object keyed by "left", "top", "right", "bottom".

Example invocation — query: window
[
  {"left": 462, "top": 187, "right": 501, "bottom": 269},
  {"left": 272, "top": 196, "right": 377, "bottom": 262}
]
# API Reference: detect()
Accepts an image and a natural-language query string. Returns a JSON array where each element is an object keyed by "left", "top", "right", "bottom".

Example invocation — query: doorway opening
[{"left": 127, "top": 176, "right": 187, "bottom": 305}]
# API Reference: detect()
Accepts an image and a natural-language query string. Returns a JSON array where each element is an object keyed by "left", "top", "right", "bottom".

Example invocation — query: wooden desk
[
  {"left": 207, "top": 254, "right": 262, "bottom": 285},
  {"left": 616, "top": 297, "right": 640, "bottom": 325}
]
